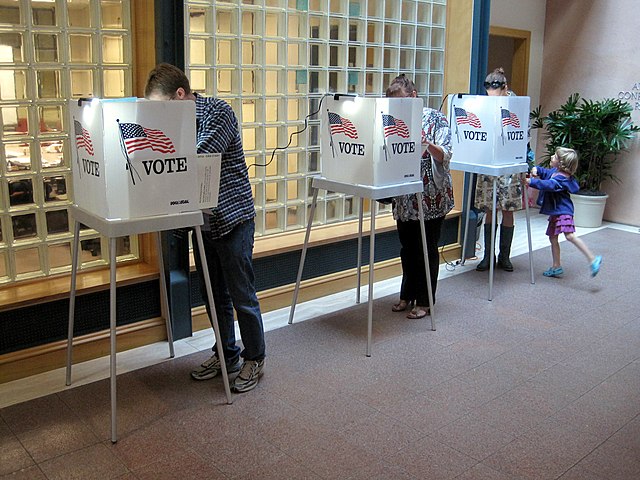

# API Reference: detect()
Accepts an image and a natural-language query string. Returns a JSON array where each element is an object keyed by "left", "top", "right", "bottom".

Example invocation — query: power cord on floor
[{"left": 439, "top": 242, "right": 481, "bottom": 272}]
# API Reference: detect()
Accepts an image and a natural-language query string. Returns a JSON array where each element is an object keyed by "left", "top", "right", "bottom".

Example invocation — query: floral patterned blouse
[{"left": 392, "top": 107, "right": 454, "bottom": 222}]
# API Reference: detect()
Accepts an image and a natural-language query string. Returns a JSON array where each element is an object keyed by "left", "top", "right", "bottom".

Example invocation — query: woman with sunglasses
[{"left": 474, "top": 67, "right": 525, "bottom": 272}]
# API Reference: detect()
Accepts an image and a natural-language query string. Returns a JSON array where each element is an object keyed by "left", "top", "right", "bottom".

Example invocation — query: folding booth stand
[
  {"left": 288, "top": 177, "right": 435, "bottom": 357},
  {"left": 65, "top": 98, "right": 228, "bottom": 443},
  {"left": 453, "top": 162, "right": 535, "bottom": 300},
  {"left": 448, "top": 94, "right": 534, "bottom": 300},
  {"left": 65, "top": 206, "right": 233, "bottom": 443},
  {"left": 291, "top": 96, "right": 435, "bottom": 355}
]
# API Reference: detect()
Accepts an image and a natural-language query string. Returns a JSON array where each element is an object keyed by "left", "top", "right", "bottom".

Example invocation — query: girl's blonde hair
[{"left": 555, "top": 147, "right": 579, "bottom": 175}]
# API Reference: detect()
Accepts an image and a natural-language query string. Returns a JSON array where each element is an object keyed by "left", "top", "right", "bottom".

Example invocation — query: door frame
[{"left": 489, "top": 26, "right": 531, "bottom": 96}]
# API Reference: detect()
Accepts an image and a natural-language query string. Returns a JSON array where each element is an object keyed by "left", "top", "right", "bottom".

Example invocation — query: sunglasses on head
[{"left": 484, "top": 81, "right": 505, "bottom": 89}]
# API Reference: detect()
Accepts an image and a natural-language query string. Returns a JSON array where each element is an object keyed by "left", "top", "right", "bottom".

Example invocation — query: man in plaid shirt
[{"left": 145, "top": 63, "right": 265, "bottom": 393}]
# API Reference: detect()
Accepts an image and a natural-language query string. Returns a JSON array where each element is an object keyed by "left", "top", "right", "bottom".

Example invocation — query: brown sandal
[
  {"left": 392, "top": 300, "right": 409, "bottom": 312},
  {"left": 406, "top": 306, "right": 429, "bottom": 319}
]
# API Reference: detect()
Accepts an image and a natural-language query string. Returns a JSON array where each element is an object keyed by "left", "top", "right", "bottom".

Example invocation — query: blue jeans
[{"left": 193, "top": 219, "right": 265, "bottom": 364}]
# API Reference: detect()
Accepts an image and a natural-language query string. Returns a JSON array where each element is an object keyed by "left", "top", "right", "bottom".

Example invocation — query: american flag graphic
[
  {"left": 501, "top": 108, "right": 521, "bottom": 128},
  {"left": 74, "top": 119, "right": 94, "bottom": 155},
  {"left": 327, "top": 112, "right": 358, "bottom": 139},
  {"left": 119, "top": 122, "right": 176, "bottom": 155},
  {"left": 454, "top": 107, "right": 482, "bottom": 128},
  {"left": 382, "top": 114, "right": 410, "bottom": 138}
]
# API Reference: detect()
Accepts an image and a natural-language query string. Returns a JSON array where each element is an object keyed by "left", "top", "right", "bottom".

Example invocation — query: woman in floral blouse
[{"left": 386, "top": 75, "right": 454, "bottom": 319}]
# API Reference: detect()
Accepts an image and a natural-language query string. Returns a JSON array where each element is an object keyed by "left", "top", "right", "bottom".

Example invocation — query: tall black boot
[
  {"left": 497, "top": 224, "right": 514, "bottom": 272},
  {"left": 476, "top": 223, "right": 495, "bottom": 271}
]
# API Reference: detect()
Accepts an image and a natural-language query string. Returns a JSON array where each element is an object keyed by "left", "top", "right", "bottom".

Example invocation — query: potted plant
[{"left": 530, "top": 93, "right": 639, "bottom": 227}]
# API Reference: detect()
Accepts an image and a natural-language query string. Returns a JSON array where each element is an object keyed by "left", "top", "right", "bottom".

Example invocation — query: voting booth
[
  {"left": 66, "top": 98, "right": 231, "bottom": 442},
  {"left": 448, "top": 94, "right": 530, "bottom": 166},
  {"left": 69, "top": 98, "right": 219, "bottom": 220},
  {"left": 320, "top": 96, "right": 423, "bottom": 186}
]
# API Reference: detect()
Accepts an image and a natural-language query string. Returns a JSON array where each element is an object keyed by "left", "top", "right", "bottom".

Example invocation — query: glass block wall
[
  {"left": 0, "top": 0, "right": 135, "bottom": 284},
  {"left": 184, "top": 0, "right": 447, "bottom": 236}
]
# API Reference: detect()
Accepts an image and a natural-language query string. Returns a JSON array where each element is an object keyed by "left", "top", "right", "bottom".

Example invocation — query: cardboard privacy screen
[
  {"left": 69, "top": 98, "right": 220, "bottom": 220},
  {"left": 321, "top": 96, "right": 423, "bottom": 186},
  {"left": 448, "top": 94, "right": 530, "bottom": 167}
]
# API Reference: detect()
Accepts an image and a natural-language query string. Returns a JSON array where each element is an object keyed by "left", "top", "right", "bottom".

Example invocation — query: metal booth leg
[
  {"left": 416, "top": 193, "right": 436, "bottom": 331},
  {"left": 523, "top": 179, "right": 535, "bottom": 284},
  {"left": 366, "top": 200, "right": 377, "bottom": 357},
  {"left": 109, "top": 237, "right": 118, "bottom": 443},
  {"left": 488, "top": 177, "right": 498, "bottom": 301},
  {"left": 356, "top": 197, "right": 364, "bottom": 304},
  {"left": 155, "top": 232, "right": 175, "bottom": 358},
  {"left": 289, "top": 186, "right": 319, "bottom": 324},
  {"left": 65, "top": 221, "right": 81, "bottom": 386},
  {"left": 460, "top": 172, "right": 475, "bottom": 266},
  {"left": 194, "top": 226, "right": 233, "bottom": 405}
]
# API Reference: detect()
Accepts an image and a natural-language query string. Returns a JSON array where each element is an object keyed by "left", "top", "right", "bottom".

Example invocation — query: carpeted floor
[{"left": 2, "top": 228, "right": 640, "bottom": 479}]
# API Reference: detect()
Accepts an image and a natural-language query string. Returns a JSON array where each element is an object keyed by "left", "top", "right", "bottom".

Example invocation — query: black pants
[{"left": 396, "top": 216, "right": 445, "bottom": 306}]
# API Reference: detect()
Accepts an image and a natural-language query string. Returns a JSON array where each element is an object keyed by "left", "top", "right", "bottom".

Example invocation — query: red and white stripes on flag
[
  {"left": 454, "top": 107, "right": 482, "bottom": 128},
  {"left": 119, "top": 122, "right": 176, "bottom": 155},
  {"left": 74, "top": 119, "right": 94, "bottom": 156},
  {"left": 501, "top": 108, "right": 521, "bottom": 128},
  {"left": 382, "top": 114, "right": 410, "bottom": 138},
  {"left": 327, "top": 112, "right": 358, "bottom": 139}
]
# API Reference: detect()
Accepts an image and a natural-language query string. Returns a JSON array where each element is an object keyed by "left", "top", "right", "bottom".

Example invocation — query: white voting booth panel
[
  {"left": 321, "top": 96, "right": 422, "bottom": 186},
  {"left": 449, "top": 94, "right": 530, "bottom": 166},
  {"left": 69, "top": 98, "right": 219, "bottom": 220}
]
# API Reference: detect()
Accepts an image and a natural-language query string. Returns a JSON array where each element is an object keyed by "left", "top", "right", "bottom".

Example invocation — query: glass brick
[
  {"left": 0, "top": 33, "right": 24, "bottom": 63},
  {"left": 1, "top": 106, "right": 29, "bottom": 136},
  {"left": 38, "top": 105, "right": 64, "bottom": 133},
  {"left": 43, "top": 175, "right": 67, "bottom": 202},
  {"left": 102, "top": 1, "right": 124, "bottom": 29},
  {"left": 45, "top": 209, "right": 69, "bottom": 235},
  {"left": 70, "top": 69, "right": 94, "bottom": 97},
  {"left": 0, "top": 252, "right": 6, "bottom": 278},
  {"left": 103, "top": 69, "right": 125, "bottom": 97},
  {"left": 40, "top": 140, "right": 65, "bottom": 169},
  {"left": 102, "top": 35, "right": 124, "bottom": 63},
  {"left": 36, "top": 70, "right": 62, "bottom": 99},
  {"left": 189, "top": 6, "right": 211, "bottom": 33},
  {"left": 68, "top": 0, "right": 92, "bottom": 27},
  {"left": 69, "top": 34, "right": 93, "bottom": 63},
  {"left": 11, "top": 212, "right": 37, "bottom": 239},
  {"left": 8, "top": 178, "right": 34, "bottom": 207},
  {"left": 0, "top": 1, "right": 21, "bottom": 25},
  {"left": 15, "top": 246, "right": 41, "bottom": 275},
  {"left": 5, "top": 142, "right": 31, "bottom": 172},
  {"left": 0, "top": 69, "right": 27, "bottom": 100},
  {"left": 216, "top": 9, "right": 234, "bottom": 34},
  {"left": 48, "top": 242, "right": 71, "bottom": 268},
  {"left": 32, "top": 2, "right": 57, "bottom": 26},
  {"left": 34, "top": 33, "right": 58, "bottom": 63}
]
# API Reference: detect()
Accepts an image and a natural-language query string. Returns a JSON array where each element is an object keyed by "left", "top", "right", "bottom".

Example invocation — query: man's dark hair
[{"left": 144, "top": 63, "right": 191, "bottom": 98}]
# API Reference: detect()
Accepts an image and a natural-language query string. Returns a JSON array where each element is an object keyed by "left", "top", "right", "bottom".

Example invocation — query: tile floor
[{"left": 1, "top": 210, "right": 639, "bottom": 479}]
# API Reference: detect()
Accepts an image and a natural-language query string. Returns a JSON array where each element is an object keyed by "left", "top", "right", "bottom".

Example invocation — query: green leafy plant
[{"left": 530, "top": 93, "right": 639, "bottom": 195}]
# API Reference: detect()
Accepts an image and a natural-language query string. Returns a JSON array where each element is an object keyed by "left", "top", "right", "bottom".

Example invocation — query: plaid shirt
[{"left": 195, "top": 93, "right": 255, "bottom": 239}]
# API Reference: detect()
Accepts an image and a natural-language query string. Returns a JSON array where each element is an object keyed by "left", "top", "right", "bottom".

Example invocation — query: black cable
[
  {"left": 247, "top": 94, "right": 329, "bottom": 170},
  {"left": 438, "top": 93, "right": 452, "bottom": 113}
]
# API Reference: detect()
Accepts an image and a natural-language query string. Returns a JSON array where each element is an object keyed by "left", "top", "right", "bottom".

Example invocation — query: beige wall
[
  {"left": 540, "top": 0, "right": 640, "bottom": 226},
  {"left": 490, "top": 0, "right": 546, "bottom": 119}
]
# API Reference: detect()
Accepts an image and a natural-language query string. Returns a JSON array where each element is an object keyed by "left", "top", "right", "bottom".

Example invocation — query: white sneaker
[
  {"left": 191, "top": 354, "right": 241, "bottom": 381},
  {"left": 231, "top": 359, "right": 264, "bottom": 393}
]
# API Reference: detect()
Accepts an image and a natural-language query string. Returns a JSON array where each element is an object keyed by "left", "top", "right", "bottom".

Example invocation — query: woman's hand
[{"left": 423, "top": 140, "right": 444, "bottom": 163}]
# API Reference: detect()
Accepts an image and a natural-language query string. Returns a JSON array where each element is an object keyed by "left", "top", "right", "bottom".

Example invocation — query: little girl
[{"left": 527, "top": 147, "right": 602, "bottom": 277}]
